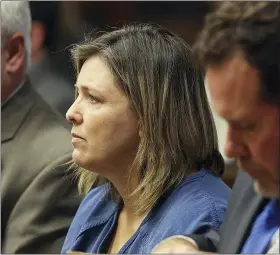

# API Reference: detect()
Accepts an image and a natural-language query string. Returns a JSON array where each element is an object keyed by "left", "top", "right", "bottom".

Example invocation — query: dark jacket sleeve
[
  {"left": 188, "top": 229, "right": 220, "bottom": 252},
  {"left": 1, "top": 154, "right": 83, "bottom": 254}
]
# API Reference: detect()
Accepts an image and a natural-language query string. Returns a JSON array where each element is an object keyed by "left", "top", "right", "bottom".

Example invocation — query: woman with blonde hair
[{"left": 62, "top": 23, "right": 230, "bottom": 254}]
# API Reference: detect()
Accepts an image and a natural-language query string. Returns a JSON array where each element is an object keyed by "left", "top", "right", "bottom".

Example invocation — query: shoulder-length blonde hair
[{"left": 70, "top": 23, "right": 224, "bottom": 215}]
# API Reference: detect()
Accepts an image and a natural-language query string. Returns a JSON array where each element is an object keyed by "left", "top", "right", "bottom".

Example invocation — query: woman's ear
[{"left": 138, "top": 121, "right": 143, "bottom": 137}]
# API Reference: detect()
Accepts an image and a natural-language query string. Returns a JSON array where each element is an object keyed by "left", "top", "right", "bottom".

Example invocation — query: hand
[{"left": 152, "top": 236, "right": 214, "bottom": 254}]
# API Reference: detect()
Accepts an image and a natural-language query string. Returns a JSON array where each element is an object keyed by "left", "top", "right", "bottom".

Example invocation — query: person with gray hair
[
  {"left": 1, "top": 0, "right": 31, "bottom": 103},
  {"left": 1, "top": 1, "right": 82, "bottom": 253}
]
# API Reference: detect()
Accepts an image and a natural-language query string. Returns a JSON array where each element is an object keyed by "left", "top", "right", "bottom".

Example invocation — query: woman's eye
[{"left": 89, "top": 94, "right": 99, "bottom": 103}]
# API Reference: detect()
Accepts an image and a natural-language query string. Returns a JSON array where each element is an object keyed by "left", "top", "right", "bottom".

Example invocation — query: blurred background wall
[
  {"left": 33, "top": 1, "right": 215, "bottom": 83},
  {"left": 29, "top": 1, "right": 237, "bottom": 187}
]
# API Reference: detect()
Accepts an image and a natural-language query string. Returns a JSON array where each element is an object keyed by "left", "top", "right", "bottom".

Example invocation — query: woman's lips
[{"left": 71, "top": 132, "right": 85, "bottom": 143}]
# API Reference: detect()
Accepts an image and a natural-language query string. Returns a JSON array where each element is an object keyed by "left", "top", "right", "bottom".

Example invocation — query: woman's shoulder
[
  {"left": 171, "top": 168, "right": 231, "bottom": 202},
  {"left": 143, "top": 170, "right": 230, "bottom": 251},
  {"left": 155, "top": 169, "right": 231, "bottom": 229}
]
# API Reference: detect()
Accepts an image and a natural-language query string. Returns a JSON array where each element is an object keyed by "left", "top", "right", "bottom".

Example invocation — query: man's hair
[
  {"left": 70, "top": 23, "right": 224, "bottom": 215},
  {"left": 1, "top": 1, "right": 31, "bottom": 71},
  {"left": 194, "top": 2, "right": 280, "bottom": 107}
]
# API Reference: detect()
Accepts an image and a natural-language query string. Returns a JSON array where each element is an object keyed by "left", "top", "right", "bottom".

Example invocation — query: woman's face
[{"left": 66, "top": 55, "right": 140, "bottom": 175}]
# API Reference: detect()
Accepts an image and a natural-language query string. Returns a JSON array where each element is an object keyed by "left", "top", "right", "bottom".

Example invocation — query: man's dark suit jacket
[
  {"left": 1, "top": 80, "right": 82, "bottom": 253},
  {"left": 190, "top": 171, "right": 267, "bottom": 253}
]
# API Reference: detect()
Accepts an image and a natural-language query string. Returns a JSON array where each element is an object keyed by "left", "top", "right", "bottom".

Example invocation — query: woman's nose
[{"left": 66, "top": 102, "right": 83, "bottom": 125}]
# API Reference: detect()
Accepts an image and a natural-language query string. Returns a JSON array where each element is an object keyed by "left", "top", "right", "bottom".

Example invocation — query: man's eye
[
  {"left": 240, "top": 123, "right": 256, "bottom": 131},
  {"left": 231, "top": 122, "right": 256, "bottom": 132}
]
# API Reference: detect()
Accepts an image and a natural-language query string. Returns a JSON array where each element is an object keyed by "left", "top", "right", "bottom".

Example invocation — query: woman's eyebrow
[{"left": 74, "top": 84, "right": 106, "bottom": 100}]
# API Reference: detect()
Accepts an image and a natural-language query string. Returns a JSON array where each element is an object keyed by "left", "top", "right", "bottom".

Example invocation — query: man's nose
[{"left": 224, "top": 128, "right": 248, "bottom": 159}]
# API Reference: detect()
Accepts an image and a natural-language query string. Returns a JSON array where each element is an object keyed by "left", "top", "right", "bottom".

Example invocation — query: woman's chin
[
  {"left": 72, "top": 150, "right": 86, "bottom": 168},
  {"left": 72, "top": 150, "right": 99, "bottom": 171}
]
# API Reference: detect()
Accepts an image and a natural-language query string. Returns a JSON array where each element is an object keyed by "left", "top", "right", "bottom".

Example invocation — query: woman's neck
[{"left": 104, "top": 166, "right": 141, "bottom": 216}]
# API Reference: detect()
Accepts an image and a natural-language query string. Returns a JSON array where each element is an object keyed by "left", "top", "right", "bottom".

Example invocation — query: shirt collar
[{"left": 1, "top": 79, "right": 25, "bottom": 108}]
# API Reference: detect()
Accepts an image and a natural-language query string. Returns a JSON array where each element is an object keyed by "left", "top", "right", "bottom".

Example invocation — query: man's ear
[
  {"left": 30, "top": 21, "right": 46, "bottom": 61},
  {"left": 5, "top": 33, "right": 26, "bottom": 74}
]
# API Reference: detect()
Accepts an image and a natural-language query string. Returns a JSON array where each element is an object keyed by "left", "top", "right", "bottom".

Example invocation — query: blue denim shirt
[{"left": 62, "top": 169, "right": 230, "bottom": 254}]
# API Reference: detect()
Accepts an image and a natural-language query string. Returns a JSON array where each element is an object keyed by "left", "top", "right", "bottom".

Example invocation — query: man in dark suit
[
  {"left": 1, "top": 1, "right": 82, "bottom": 253},
  {"left": 153, "top": 2, "right": 279, "bottom": 254}
]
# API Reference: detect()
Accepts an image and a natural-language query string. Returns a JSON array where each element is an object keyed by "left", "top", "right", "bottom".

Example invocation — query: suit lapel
[
  {"left": 223, "top": 184, "right": 266, "bottom": 253},
  {"left": 2, "top": 80, "right": 35, "bottom": 143},
  {"left": 234, "top": 189, "right": 265, "bottom": 253}
]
